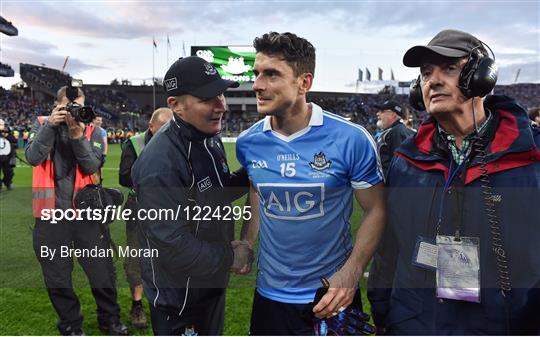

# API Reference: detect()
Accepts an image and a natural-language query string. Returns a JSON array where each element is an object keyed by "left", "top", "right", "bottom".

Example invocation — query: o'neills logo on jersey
[
  {"left": 309, "top": 152, "right": 331, "bottom": 171},
  {"left": 164, "top": 77, "right": 178, "bottom": 91},
  {"left": 277, "top": 153, "right": 300, "bottom": 161},
  {"left": 197, "top": 176, "right": 212, "bottom": 192}
]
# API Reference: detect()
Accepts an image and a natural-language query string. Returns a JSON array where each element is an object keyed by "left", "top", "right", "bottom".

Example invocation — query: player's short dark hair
[{"left": 253, "top": 32, "right": 316, "bottom": 77}]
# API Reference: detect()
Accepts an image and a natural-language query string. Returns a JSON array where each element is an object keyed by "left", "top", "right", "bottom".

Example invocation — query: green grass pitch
[{"left": 0, "top": 142, "right": 369, "bottom": 335}]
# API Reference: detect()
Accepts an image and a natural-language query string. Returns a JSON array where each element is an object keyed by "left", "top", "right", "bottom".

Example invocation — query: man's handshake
[{"left": 231, "top": 240, "right": 254, "bottom": 275}]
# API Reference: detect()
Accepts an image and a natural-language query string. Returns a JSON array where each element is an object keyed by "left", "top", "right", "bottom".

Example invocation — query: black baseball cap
[
  {"left": 163, "top": 56, "right": 239, "bottom": 98},
  {"left": 374, "top": 100, "right": 405, "bottom": 117},
  {"left": 403, "top": 29, "right": 484, "bottom": 67}
]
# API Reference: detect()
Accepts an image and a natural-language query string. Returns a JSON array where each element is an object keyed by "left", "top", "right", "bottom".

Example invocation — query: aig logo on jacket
[{"left": 197, "top": 176, "right": 212, "bottom": 192}]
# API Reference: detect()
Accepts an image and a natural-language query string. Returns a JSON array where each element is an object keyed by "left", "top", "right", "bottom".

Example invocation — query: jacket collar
[
  {"left": 144, "top": 129, "right": 153, "bottom": 144},
  {"left": 387, "top": 119, "right": 403, "bottom": 130},
  {"left": 170, "top": 113, "right": 215, "bottom": 141},
  {"left": 395, "top": 95, "right": 540, "bottom": 184},
  {"left": 400, "top": 96, "right": 535, "bottom": 159}
]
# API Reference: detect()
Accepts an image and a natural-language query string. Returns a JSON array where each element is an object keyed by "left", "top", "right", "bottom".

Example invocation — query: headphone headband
[{"left": 409, "top": 40, "right": 498, "bottom": 110}]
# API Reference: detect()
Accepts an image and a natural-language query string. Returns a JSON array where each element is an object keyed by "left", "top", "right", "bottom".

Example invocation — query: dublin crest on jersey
[{"left": 309, "top": 152, "right": 332, "bottom": 171}]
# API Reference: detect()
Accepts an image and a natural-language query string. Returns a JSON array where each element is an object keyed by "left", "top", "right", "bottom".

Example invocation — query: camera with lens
[{"left": 65, "top": 79, "right": 95, "bottom": 124}]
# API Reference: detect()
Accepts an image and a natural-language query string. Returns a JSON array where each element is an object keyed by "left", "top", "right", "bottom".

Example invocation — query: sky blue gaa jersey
[{"left": 236, "top": 103, "right": 383, "bottom": 304}]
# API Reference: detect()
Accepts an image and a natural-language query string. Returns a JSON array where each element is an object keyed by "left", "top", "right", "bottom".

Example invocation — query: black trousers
[
  {"left": 250, "top": 290, "right": 314, "bottom": 335},
  {"left": 149, "top": 288, "right": 226, "bottom": 336},
  {"left": 33, "top": 218, "right": 120, "bottom": 334},
  {"left": 0, "top": 159, "right": 13, "bottom": 187},
  {"left": 123, "top": 218, "right": 142, "bottom": 288}
]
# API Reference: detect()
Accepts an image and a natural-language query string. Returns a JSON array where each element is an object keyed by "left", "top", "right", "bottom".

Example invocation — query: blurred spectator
[
  {"left": 93, "top": 116, "right": 108, "bottom": 159},
  {"left": 373, "top": 100, "right": 415, "bottom": 179},
  {"left": 528, "top": 106, "right": 539, "bottom": 127},
  {"left": 0, "top": 118, "right": 17, "bottom": 190}
]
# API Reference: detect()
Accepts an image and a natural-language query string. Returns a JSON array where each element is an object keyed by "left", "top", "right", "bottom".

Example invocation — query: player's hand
[
  {"left": 312, "top": 265, "right": 361, "bottom": 319},
  {"left": 48, "top": 105, "right": 67, "bottom": 126},
  {"left": 230, "top": 240, "right": 253, "bottom": 274},
  {"left": 65, "top": 112, "right": 85, "bottom": 139}
]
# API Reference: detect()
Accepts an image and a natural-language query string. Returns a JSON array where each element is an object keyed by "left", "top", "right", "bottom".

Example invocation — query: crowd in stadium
[
  {"left": 85, "top": 87, "right": 142, "bottom": 118},
  {"left": 311, "top": 94, "right": 414, "bottom": 134},
  {"left": 0, "top": 87, "right": 49, "bottom": 131},
  {"left": 0, "top": 83, "right": 538, "bottom": 140}
]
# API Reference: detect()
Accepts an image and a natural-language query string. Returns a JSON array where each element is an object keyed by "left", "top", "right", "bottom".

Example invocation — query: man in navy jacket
[
  {"left": 132, "top": 57, "right": 251, "bottom": 335},
  {"left": 367, "top": 29, "right": 540, "bottom": 335}
]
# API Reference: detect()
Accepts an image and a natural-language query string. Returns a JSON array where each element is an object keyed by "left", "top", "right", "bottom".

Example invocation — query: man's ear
[
  {"left": 298, "top": 73, "right": 313, "bottom": 95},
  {"left": 167, "top": 96, "right": 178, "bottom": 110},
  {"left": 167, "top": 96, "right": 185, "bottom": 116}
]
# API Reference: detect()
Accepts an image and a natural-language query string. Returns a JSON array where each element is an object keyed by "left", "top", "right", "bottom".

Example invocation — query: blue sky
[{"left": 0, "top": 0, "right": 538, "bottom": 92}]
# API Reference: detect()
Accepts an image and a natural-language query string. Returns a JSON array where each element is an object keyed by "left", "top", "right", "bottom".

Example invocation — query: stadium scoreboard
[{"left": 191, "top": 46, "right": 256, "bottom": 83}]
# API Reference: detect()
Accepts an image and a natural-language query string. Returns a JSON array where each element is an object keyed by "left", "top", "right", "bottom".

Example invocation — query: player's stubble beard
[{"left": 256, "top": 99, "right": 286, "bottom": 118}]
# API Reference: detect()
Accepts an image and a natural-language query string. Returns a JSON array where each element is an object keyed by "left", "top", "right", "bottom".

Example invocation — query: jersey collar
[{"left": 262, "top": 102, "right": 324, "bottom": 132}]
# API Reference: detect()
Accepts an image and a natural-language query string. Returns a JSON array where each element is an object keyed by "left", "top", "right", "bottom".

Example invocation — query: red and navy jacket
[{"left": 367, "top": 95, "right": 540, "bottom": 335}]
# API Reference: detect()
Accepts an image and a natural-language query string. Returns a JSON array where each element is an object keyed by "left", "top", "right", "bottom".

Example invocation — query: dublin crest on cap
[{"left": 163, "top": 56, "right": 239, "bottom": 98}]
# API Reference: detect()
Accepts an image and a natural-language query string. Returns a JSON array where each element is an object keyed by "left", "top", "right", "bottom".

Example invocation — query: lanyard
[{"left": 436, "top": 156, "right": 469, "bottom": 237}]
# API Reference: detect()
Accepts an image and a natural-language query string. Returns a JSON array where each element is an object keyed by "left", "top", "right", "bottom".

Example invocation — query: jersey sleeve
[
  {"left": 348, "top": 128, "right": 383, "bottom": 189},
  {"left": 235, "top": 135, "right": 248, "bottom": 169}
]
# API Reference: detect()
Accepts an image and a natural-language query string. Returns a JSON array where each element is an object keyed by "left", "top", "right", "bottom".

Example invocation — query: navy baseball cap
[
  {"left": 374, "top": 100, "right": 406, "bottom": 117},
  {"left": 403, "top": 29, "right": 484, "bottom": 67},
  {"left": 163, "top": 56, "right": 239, "bottom": 98}
]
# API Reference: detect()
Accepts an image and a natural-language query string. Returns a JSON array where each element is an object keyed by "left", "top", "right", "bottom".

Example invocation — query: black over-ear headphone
[
  {"left": 409, "top": 76, "right": 425, "bottom": 111},
  {"left": 409, "top": 41, "right": 498, "bottom": 111}
]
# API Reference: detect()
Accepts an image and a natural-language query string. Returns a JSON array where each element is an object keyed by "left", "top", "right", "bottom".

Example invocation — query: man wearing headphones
[{"left": 367, "top": 29, "right": 540, "bottom": 334}]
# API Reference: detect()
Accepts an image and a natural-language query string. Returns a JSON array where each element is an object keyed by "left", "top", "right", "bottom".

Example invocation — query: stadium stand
[
  {"left": 0, "top": 63, "right": 15, "bottom": 77},
  {"left": 0, "top": 15, "right": 18, "bottom": 36},
  {"left": 1, "top": 80, "right": 538, "bottom": 139},
  {"left": 494, "top": 83, "right": 540, "bottom": 109}
]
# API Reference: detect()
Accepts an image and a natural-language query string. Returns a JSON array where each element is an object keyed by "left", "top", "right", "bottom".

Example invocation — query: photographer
[
  {"left": 0, "top": 118, "right": 16, "bottom": 190},
  {"left": 25, "top": 85, "right": 128, "bottom": 336}
]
